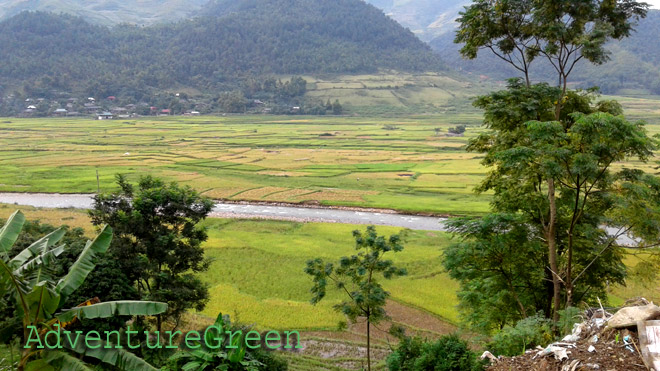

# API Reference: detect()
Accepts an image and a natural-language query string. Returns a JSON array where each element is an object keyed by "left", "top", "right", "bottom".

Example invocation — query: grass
[
  {"left": 0, "top": 205, "right": 459, "bottom": 330},
  {"left": 199, "top": 218, "right": 459, "bottom": 330}
]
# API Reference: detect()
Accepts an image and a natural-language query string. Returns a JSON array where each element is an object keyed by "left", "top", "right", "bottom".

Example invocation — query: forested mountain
[
  {"left": 0, "top": 0, "right": 444, "bottom": 103},
  {"left": 0, "top": 0, "right": 207, "bottom": 25},
  {"left": 429, "top": 9, "right": 660, "bottom": 95}
]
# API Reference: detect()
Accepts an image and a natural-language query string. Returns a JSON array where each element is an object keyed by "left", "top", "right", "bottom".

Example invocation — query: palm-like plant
[{"left": 0, "top": 210, "right": 167, "bottom": 371}]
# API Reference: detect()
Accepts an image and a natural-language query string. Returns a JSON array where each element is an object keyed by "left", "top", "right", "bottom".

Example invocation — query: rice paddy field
[
  {"left": 2, "top": 204, "right": 658, "bottom": 330},
  {"left": 1, "top": 94, "right": 658, "bottom": 216},
  {"left": 0, "top": 114, "right": 491, "bottom": 215},
  {"left": 1, "top": 94, "right": 659, "bottom": 369}
]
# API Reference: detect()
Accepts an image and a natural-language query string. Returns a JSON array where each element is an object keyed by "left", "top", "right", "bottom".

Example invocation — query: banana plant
[
  {"left": 163, "top": 313, "right": 263, "bottom": 371},
  {"left": 0, "top": 210, "right": 168, "bottom": 371}
]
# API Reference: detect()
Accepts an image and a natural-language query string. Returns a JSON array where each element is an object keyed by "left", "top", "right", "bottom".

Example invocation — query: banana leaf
[
  {"left": 0, "top": 210, "right": 25, "bottom": 254},
  {"left": 66, "top": 338, "right": 159, "bottom": 371},
  {"left": 42, "top": 350, "right": 93, "bottom": 371},
  {"left": 14, "top": 244, "right": 65, "bottom": 278},
  {"left": 10, "top": 227, "right": 66, "bottom": 269},
  {"left": 55, "top": 225, "right": 112, "bottom": 301},
  {"left": 56, "top": 300, "right": 167, "bottom": 323},
  {"left": 25, "top": 283, "right": 60, "bottom": 323}
]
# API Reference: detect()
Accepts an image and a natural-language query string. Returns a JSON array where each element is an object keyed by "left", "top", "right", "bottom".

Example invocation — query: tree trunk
[
  {"left": 366, "top": 316, "right": 371, "bottom": 371},
  {"left": 566, "top": 232, "right": 574, "bottom": 308},
  {"left": 547, "top": 178, "right": 561, "bottom": 327}
]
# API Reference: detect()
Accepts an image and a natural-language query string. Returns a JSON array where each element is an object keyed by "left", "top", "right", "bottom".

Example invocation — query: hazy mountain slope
[
  {"left": 364, "top": 0, "right": 467, "bottom": 41},
  {"left": 429, "top": 10, "right": 660, "bottom": 94},
  {"left": 0, "top": 0, "right": 208, "bottom": 25},
  {"left": 0, "top": 0, "right": 445, "bottom": 99}
]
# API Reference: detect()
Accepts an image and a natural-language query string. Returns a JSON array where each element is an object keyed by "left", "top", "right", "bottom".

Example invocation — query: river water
[
  {"left": 0, "top": 193, "right": 447, "bottom": 231},
  {"left": 0, "top": 193, "right": 639, "bottom": 245}
]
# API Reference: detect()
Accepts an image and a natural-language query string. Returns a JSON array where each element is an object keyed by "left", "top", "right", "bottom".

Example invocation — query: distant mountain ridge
[{"left": 0, "top": 0, "right": 208, "bottom": 25}]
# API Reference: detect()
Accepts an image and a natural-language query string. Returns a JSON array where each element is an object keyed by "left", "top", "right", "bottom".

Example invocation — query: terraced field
[
  {"left": 1, "top": 95, "right": 658, "bottom": 216},
  {"left": 0, "top": 115, "right": 491, "bottom": 215}
]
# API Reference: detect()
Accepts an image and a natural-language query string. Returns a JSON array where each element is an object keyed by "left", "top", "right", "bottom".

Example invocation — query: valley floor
[{"left": 1, "top": 204, "right": 657, "bottom": 370}]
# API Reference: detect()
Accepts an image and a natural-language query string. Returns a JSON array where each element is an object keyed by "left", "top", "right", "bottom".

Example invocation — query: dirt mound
[
  {"left": 487, "top": 302, "right": 658, "bottom": 371},
  {"left": 488, "top": 337, "right": 647, "bottom": 370}
]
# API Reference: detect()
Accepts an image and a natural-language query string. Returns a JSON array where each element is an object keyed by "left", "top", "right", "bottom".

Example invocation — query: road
[{"left": 0, "top": 193, "right": 447, "bottom": 231}]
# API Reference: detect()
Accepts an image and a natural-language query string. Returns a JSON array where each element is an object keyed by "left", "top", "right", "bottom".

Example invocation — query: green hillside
[{"left": 0, "top": 0, "right": 446, "bottom": 103}]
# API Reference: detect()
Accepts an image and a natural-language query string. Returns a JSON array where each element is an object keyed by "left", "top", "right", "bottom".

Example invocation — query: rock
[
  {"left": 624, "top": 297, "right": 650, "bottom": 307},
  {"left": 480, "top": 351, "right": 498, "bottom": 364},
  {"left": 608, "top": 304, "right": 660, "bottom": 328},
  {"left": 588, "top": 345, "right": 596, "bottom": 353}
]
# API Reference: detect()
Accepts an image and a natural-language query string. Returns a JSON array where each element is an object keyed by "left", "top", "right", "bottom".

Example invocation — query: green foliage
[
  {"left": 436, "top": 10, "right": 660, "bottom": 95},
  {"left": 443, "top": 214, "right": 547, "bottom": 333},
  {"left": 488, "top": 314, "right": 553, "bottom": 357},
  {"left": 557, "top": 307, "right": 582, "bottom": 338},
  {"left": 218, "top": 91, "right": 248, "bottom": 113},
  {"left": 332, "top": 100, "right": 343, "bottom": 115},
  {"left": 446, "top": 73, "right": 660, "bottom": 331},
  {"left": 163, "top": 313, "right": 275, "bottom": 371},
  {"left": 89, "top": 174, "right": 214, "bottom": 331},
  {"left": 456, "top": 0, "right": 648, "bottom": 87},
  {"left": 4, "top": 220, "right": 139, "bottom": 337},
  {"left": 386, "top": 334, "right": 485, "bottom": 371},
  {"left": 305, "top": 226, "right": 408, "bottom": 323},
  {"left": 0, "top": 210, "right": 166, "bottom": 370},
  {"left": 448, "top": 125, "right": 466, "bottom": 135}
]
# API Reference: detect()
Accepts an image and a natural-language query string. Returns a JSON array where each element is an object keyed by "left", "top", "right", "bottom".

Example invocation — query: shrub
[
  {"left": 387, "top": 334, "right": 485, "bottom": 371},
  {"left": 448, "top": 125, "right": 466, "bottom": 135},
  {"left": 489, "top": 314, "right": 553, "bottom": 356},
  {"left": 558, "top": 307, "right": 583, "bottom": 338}
]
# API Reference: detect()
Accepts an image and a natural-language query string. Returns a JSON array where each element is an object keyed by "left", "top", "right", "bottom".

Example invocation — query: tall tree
[
  {"left": 454, "top": 0, "right": 651, "bottom": 325},
  {"left": 305, "top": 226, "right": 407, "bottom": 371},
  {"left": 89, "top": 175, "right": 214, "bottom": 332}
]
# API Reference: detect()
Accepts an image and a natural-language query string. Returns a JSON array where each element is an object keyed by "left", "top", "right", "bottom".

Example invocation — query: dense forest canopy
[{"left": 0, "top": 0, "right": 444, "bottom": 103}]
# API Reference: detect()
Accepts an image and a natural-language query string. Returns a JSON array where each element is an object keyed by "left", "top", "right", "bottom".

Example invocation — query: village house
[{"left": 97, "top": 112, "right": 114, "bottom": 120}]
